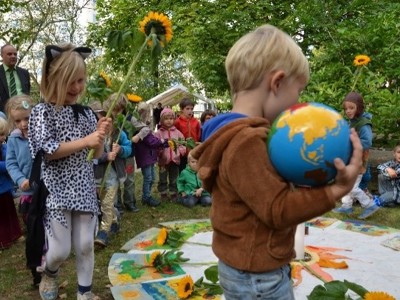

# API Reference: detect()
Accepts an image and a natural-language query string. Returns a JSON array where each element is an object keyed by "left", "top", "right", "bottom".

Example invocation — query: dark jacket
[
  {"left": 0, "top": 64, "right": 30, "bottom": 112},
  {"left": 134, "top": 133, "right": 164, "bottom": 168}
]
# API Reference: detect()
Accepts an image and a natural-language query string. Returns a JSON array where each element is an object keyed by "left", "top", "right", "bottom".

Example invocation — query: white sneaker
[{"left": 77, "top": 291, "right": 100, "bottom": 300}]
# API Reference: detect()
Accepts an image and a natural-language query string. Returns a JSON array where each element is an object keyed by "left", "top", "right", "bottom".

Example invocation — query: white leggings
[
  {"left": 341, "top": 174, "right": 373, "bottom": 209},
  {"left": 45, "top": 211, "right": 97, "bottom": 286}
]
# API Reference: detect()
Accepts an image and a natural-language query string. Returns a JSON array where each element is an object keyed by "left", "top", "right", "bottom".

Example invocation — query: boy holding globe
[{"left": 190, "top": 24, "right": 363, "bottom": 299}]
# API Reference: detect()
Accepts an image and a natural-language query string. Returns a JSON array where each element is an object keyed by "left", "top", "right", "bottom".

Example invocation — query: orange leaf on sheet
[{"left": 318, "top": 259, "right": 348, "bottom": 269}]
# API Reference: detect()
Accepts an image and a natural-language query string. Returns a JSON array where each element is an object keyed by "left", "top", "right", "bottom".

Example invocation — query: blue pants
[
  {"left": 218, "top": 260, "right": 294, "bottom": 300},
  {"left": 179, "top": 194, "right": 212, "bottom": 208},
  {"left": 141, "top": 164, "right": 155, "bottom": 201}
]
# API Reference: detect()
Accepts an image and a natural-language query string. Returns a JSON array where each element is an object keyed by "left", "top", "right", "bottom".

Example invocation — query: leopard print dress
[{"left": 28, "top": 103, "right": 100, "bottom": 234}]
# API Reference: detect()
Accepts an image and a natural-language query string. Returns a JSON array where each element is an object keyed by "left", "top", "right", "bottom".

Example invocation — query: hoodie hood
[
  {"left": 192, "top": 116, "right": 269, "bottom": 193},
  {"left": 201, "top": 112, "right": 247, "bottom": 141}
]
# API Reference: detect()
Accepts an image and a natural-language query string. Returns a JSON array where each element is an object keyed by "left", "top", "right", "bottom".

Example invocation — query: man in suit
[{"left": 0, "top": 44, "right": 31, "bottom": 112}]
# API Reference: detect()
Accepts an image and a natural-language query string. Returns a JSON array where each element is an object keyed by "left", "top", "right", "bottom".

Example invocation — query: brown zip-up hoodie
[{"left": 191, "top": 117, "right": 336, "bottom": 272}]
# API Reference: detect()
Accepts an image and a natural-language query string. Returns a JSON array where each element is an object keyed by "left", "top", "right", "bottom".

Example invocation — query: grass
[{"left": 1, "top": 174, "right": 399, "bottom": 299}]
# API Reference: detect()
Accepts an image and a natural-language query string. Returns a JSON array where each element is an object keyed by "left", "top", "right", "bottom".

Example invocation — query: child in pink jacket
[{"left": 154, "top": 108, "right": 186, "bottom": 201}]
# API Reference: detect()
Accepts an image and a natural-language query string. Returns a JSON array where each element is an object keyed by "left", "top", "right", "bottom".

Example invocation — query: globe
[{"left": 267, "top": 102, "right": 352, "bottom": 187}]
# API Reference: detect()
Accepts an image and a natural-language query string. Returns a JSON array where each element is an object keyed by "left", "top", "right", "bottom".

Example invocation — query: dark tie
[{"left": 8, "top": 69, "right": 17, "bottom": 97}]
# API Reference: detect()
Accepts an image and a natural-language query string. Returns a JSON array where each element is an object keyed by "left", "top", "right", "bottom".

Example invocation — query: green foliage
[
  {"left": 165, "top": 229, "right": 185, "bottom": 248},
  {"left": 194, "top": 265, "right": 223, "bottom": 296},
  {"left": 308, "top": 280, "right": 368, "bottom": 300},
  {"left": 152, "top": 249, "right": 189, "bottom": 273}
]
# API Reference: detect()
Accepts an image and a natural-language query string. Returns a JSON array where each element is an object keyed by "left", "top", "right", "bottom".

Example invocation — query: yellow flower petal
[
  {"left": 364, "top": 291, "right": 396, "bottom": 300},
  {"left": 127, "top": 93, "right": 143, "bottom": 103},
  {"left": 139, "top": 11, "right": 173, "bottom": 46},
  {"left": 99, "top": 71, "right": 112, "bottom": 87},
  {"left": 156, "top": 228, "right": 168, "bottom": 245},
  {"left": 353, "top": 54, "right": 371, "bottom": 66},
  {"left": 177, "top": 275, "right": 194, "bottom": 299}
]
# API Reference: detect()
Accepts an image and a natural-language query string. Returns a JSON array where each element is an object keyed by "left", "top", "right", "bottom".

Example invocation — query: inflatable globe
[{"left": 267, "top": 102, "right": 352, "bottom": 187}]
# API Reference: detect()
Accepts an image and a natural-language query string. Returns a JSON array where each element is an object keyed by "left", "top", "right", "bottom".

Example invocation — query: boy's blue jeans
[
  {"left": 218, "top": 260, "right": 294, "bottom": 300},
  {"left": 141, "top": 164, "right": 155, "bottom": 200}
]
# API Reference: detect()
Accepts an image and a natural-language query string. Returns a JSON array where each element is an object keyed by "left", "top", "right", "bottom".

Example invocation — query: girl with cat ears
[
  {"left": 29, "top": 43, "right": 112, "bottom": 300},
  {"left": 40, "top": 44, "right": 91, "bottom": 107}
]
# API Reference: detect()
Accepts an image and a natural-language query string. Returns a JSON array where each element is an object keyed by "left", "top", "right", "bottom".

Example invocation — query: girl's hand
[
  {"left": 107, "top": 151, "right": 117, "bottom": 161},
  {"left": 20, "top": 179, "right": 30, "bottom": 191},
  {"left": 112, "top": 142, "right": 121, "bottom": 155},
  {"left": 97, "top": 117, "right": 112, "bottom": 134},
  {"left": 85, "top": 130, "right": 105, "bottom": 149}
]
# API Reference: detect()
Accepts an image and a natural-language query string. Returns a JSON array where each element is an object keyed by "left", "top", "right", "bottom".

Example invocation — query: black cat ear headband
[{"left": 45, "top": 45, "right": 92, "bottom": 74}]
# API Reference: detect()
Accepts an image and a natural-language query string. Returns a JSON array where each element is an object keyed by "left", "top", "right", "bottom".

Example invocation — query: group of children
[{"left": 1, "top": 23, "right": 399, "bottom": 300}]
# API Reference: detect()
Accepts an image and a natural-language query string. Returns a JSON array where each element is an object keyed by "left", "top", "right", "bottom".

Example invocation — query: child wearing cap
[{"left": 154, "top": 108, "right": 186, "bottom": 202}]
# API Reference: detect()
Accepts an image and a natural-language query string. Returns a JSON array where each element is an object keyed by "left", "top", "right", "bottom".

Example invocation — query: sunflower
[
  {"left": 139, "top": 11, "right": 173, "bottom": 46},
  {"left": 156, "top": 228, "right": 168, "bottom": 246},
  {"left": 149, "top": 251, "right": 161, "bottom": 267},
  {"left": 99, "top": 71, "right": 112, "bottom": 87},
  {"left": 364, "top": 291, "right": 396, "bottom": 300},
  {"left": 177, "top": 275, "right": 194, "bottom": 299},
  {"left": 168, "top": 140, "right": 176, "bottom": 151},
  {"left": 127, "top": 93, "right": 143, "bottom": 103},
  {"left": 353, "top": 54, "right": 371, "bottom": 67}
]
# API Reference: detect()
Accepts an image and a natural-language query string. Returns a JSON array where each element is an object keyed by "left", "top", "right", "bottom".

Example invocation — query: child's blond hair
[
  {"left": 40, "top": 43, "right": 88, "bottom": 107},
  {"left": 225, "top": 24, "right": 309, "bottom": 101},
  {"left": 0, "top": 116, "right": 9, "bottom": 136},
  {"left": 103, "top": 93, "right": 128, "bottom": 114},
  {"left": 5, "top": 94, "right": 33, "bottom": 129},
  {"left": 138, "top": 102, "right": 151, "bottom": 125}
]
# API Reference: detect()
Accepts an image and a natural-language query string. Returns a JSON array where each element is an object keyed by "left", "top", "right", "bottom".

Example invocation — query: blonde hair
[
  {"left": 0, "top": 116, "right": 9, "bottom": 136},
  {"left": 40, "top": 43, "right": 87, "bottom": 107},
  {"left": 225, "top": 24, "right": 309, "bottom": 101},
  {"left": 103, "top": 93, "right": 128, "bottom": 113},
  {"left": 5, "top": 94, "right": 33, "bottom": 129},
  {"left": 138, "top": 102, "right": 151, "bottom": 125}
]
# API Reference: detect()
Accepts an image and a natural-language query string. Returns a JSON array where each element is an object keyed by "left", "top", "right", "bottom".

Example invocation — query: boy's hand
[
  {"left": 387, "top": 167, "right": 397, "bottom": 178},
  {"left": 329, "top": 129, "right": 363, "bottom": 200},
  {"left": 195, "top": 188, "right": 203, "bottom": 197}
]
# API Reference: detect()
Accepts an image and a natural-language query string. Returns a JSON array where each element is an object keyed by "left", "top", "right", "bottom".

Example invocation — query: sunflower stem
[
  {"left": 351, "top": 66, "right": 363, "bottom": 91},
  {"left": 87, "top": 34, "right": 152, "bottom": 161}
]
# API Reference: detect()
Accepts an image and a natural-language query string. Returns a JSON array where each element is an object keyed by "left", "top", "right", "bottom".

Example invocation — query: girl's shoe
[
  {"left": 77, "top": 291, "right": 100, "bottom": 300},
  {"left": 39, "top": 270, "right": 59, "bottom": 300}
]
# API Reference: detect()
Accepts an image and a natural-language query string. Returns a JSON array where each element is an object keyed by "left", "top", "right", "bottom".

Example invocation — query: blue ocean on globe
[{"left": 267, "top": 102, "right": 352, "bottom": 187}]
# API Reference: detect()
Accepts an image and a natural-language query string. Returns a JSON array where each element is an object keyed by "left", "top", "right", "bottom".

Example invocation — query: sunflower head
[
  {"left": 156, "top": 228, "right": 168, "bottom": 246},
  {"left": 127, "top": 93, "right": 143, "bottom": 103},
  {"left": 139, "top": 11, "right": 173, "bottom": 47},
  {"left": 353, "top": 55, "right": 371, "bottom": 67},
  {"left": 149, "top": 251, "right": 162, "bottom": 267},
  {"left": 177, "top": 275, "right": 194, "bottom": 299},
  {"left": 99, "top": 71, "right": 112, "bottom": 87},
  {"left": 363, "top": 291, "right": 396, "bottom": 300}
]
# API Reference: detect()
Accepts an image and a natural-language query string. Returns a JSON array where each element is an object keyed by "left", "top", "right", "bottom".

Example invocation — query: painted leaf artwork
[
  {"left": 121, "top": 219, "right": 212, "bottom": 251},
  {"left": 337, "top": 219, "right": 399, "bottom": 236},
  {"left": 108, "top": 253, "right": 186, "bottom": 286},
  {"left": 111, "top": 277, "right": 223, "bottom": 300}
]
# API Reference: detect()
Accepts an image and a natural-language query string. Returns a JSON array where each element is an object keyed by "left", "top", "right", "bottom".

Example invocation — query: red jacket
[{"left": 174, "top": 115, "right": 201, "bottom": 143}]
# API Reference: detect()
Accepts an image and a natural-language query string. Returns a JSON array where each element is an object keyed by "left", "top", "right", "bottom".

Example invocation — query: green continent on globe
[{"left": 275, "top": 105, "right": 343, "bottom": 166}]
